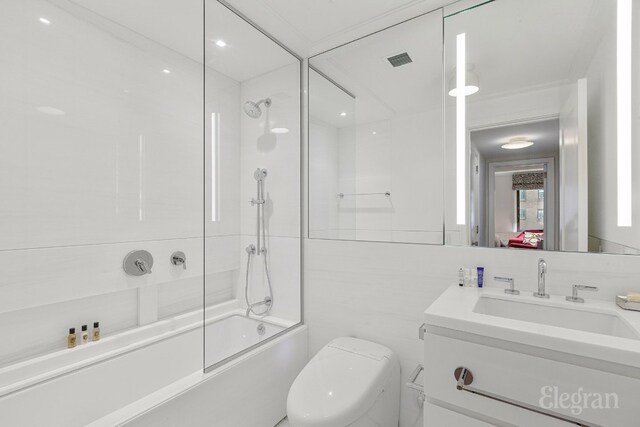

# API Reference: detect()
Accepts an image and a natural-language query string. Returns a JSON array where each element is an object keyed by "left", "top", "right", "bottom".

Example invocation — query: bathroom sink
[
  {"left": 473, "top": 296, "right": 640, "bottom": 340},
  {"left": 425, "top": 286, "right": 640, "bottom": 369}
]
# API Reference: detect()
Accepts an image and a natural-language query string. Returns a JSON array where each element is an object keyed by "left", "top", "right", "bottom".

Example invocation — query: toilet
[{"left": 287, "top": 337, "right": 400, "bottom": 427}]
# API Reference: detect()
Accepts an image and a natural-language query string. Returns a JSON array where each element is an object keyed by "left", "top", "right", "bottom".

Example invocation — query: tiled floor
[{"left": 275, "top": 417, "right": 290, "bottom": 426}]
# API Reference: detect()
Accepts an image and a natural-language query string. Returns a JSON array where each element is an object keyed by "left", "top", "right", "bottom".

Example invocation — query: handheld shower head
[{"left": 243, "top": 98, "right": 271, "bottom": 118}]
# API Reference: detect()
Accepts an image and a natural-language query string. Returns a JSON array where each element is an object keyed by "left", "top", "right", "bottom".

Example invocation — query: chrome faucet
[{"left": 534, "top": 258, "right": 549, "bottom": 298}]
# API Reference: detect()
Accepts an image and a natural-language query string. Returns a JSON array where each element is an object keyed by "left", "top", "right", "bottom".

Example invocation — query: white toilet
[{"left": 287, "top": 337, "right": 400, "bottom": 427}]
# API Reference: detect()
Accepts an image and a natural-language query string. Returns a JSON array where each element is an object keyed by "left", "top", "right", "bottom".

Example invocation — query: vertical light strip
[
  {"left": 618, "top": 0, "right": 632, "bottom": 226},
  {"left": 211, "top": 113, "right": 219, "bottom": 222},
  {"left": 456, "top": 33, "right": 467, "bottom": 225},
  {"left": 138, "top": 135, "right": 144, "bottom": 222}
]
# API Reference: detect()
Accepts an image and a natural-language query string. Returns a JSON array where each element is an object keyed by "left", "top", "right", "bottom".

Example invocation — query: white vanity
[{"left": 423, "top": 286, "right": 640, "bottom": 426}]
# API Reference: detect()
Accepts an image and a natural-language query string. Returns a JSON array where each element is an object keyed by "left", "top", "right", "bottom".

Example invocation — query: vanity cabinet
[{"left": 423, "top": 331, "right": 640, "bottom": 426}]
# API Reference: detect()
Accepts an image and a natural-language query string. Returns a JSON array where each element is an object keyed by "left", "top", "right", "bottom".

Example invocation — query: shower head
[{"left": 243, "top": 98, "right": 271, "bottom": 118}]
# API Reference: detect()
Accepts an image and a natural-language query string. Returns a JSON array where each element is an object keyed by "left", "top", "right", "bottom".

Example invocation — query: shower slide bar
[
  {"left": 454, "top": 367, "right": 601, "bottom": 427},
  {"left": 337, "top": 191, "right": 391, "bottom": 198}
]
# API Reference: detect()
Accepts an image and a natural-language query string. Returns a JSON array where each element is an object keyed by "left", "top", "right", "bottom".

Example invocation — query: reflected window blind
[{"left": 512, "top": 172, "right": 546, "bottom": 190}]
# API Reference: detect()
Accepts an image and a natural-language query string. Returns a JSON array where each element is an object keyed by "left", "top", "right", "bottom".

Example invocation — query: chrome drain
[{"left": 257, "top": 323, "right": 266, "bottom": 336}]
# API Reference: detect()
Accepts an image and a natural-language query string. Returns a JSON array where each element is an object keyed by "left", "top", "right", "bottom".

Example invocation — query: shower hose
[{"left": 244, "top": 203, "right": 274, "bottom": 317}]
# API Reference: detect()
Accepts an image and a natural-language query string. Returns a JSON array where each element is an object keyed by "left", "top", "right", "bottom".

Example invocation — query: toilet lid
[{"left": 287, "top": 338, "right": 394, "bottom": 427}]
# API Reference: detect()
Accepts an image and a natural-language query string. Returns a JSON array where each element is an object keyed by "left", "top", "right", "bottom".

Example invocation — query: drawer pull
[{"left": 453, "top": 367, "right": 602, "bottom": 427}]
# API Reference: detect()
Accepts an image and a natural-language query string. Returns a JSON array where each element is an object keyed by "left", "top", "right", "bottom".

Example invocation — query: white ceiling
[
  {"left": 309, "top": 11, "right": 442, "bottom": 126},
  {"left": 444, "top": 0, "right": 610, "bottom": 106},
  {"left": 309, "top": 69, "right": 355, "bottom": 128},
  {"left": 70, "top": 0, "right": 297, "bottom": 82},
  {"left": 223, "top": 0, "right": 451, "bottom": 56},
  {"left": 471, "top": 119, "right": 560, "bottom": 160}
]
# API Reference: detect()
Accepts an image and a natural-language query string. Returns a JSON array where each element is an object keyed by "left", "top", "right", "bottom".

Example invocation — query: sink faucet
[{"left": 534, "top": 258, "right": 550, "bottom": 298}]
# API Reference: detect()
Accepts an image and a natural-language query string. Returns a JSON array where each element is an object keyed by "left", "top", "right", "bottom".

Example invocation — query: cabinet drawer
[
  {"left": 424, "top": 333, "right": 639, "bottom": 426},
  {"left": 425, "top": 401, "right": 495, "bottom": 426}
]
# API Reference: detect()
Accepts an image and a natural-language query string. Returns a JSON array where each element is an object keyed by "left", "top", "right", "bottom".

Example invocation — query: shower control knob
[
  {"left": 123, "top": 250, "right": 154, "bottom": 276},
  {"left": 171, "top": 251, "right": 187, "bottom": 270}
]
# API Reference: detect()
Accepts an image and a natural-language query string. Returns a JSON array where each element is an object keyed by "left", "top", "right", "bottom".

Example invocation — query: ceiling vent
[{"left": 387, "top": 52, "right": 413, "bottom": 67}]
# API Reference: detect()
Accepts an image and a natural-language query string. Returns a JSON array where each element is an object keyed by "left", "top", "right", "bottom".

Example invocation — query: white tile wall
[
  {"left": 304, "top": 238, "right": 640, "bottom": 427},
  {"left": 0, "top": 0, "right": 242, "bottom": 367}
]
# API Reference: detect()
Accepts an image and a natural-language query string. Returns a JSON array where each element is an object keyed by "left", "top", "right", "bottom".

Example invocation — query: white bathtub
[
  {"left": 0, "top": 302, "right": 304, "bottom": 427},
  {"left": 205, "top": 314, "right": 286, "bottom": 368}
]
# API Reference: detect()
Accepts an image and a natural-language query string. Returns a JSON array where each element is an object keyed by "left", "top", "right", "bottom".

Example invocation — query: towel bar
[
  {"left": 337, "top": 191, "right": 391, "bottom": 198},
  {"left": 453, "top": 367, "right": 602, "bottom": 427}
]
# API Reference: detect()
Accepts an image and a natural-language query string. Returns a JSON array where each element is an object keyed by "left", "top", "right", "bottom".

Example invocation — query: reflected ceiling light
[
  {"left": 501, "top": 138, "right": 534, "bottom": 150},
  {"left": 215, "top": 40, "right": 227, "bottom": 48},
  {"left": 617, "top": 0, "right": 632, "bottom": 227},
  {"left": 39, "top": 17, "right": 51, "bottom": 25},
  {"left": 37, "top": 106, "right": 65, "bottom": 115},
  {"left": 372, "top": 131, "right": 377, "bottom": 135},
  {"left": 271, "top": 127, "right": 289, "bottom": 134},
  {"left": 448, "top": 66, "right": 479, "bottom": 97},
  {"left": 162, "top": 69, "right": 171, "bottom": 74},
  {"left": 340, "top": 112, "right": 347, "bottom": 116}
]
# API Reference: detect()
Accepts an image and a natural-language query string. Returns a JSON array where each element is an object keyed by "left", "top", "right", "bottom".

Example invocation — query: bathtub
[
  {"left": 0, "top": 301, "right": 306, "bottom": 427},
  {"left": 205, "top": 314, "right": 286, "bottom": 368}
]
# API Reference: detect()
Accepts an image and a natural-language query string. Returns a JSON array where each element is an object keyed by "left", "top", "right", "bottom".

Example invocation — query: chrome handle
[
  {"left": 566, "top": 284, "right": 598, "bottom": 303},
  {"left": 171, "top": 251, "right": 187, "bottom": 270},
  {"left": 495, "top": 276, "right": 519, "bottom": 295},
  {"left": 123, "top": 250, "right": 154, "bottom": 276},
  {"left": 135, "top": 259, "right": 151, "bottom": 274}
]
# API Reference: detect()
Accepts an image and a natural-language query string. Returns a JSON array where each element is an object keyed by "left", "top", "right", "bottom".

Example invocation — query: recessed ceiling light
[
  {"left": 501, "top": 138, "right": 534, "bottom": 150},
  {"left": 340, "top": 112, "right": 347, "bottom": 116},
  {"left": 372, "top": 131, "right": 377, "bottom": 135},
  {"left": 37, "top": 106, "right": 65, "bottom": 116},
  {"left": 162, "top": 69, "right": 171, "bottom": 74},
  {"left": 271, "top": 127, "right": 289, "bottom": 134},
  {"left": 215, "top": 40, "right": 227, "bottom": 48},
  {"left": 39, "top": 17, "right": 51, "bottom": 25}
]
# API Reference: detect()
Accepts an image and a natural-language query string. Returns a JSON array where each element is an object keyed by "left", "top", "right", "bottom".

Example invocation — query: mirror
[
  {"left": 444, "top": 0, "right": 640, "bottom": 254},
  {"left": 308, "top": 10, "right": 444, "bottom": 244}
]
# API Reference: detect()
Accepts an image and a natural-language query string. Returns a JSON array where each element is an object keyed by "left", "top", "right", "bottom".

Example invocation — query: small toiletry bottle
[
  {"left": 464, "top": 268, "right": 472, "bottom": 287},
  {"left": 68, "top": 328, "right": 77, "bottom": 349},
  {"left": 477, "top": 267, "right": 485, "bottom": 288},
  {"left": 81, "top": 325, "right": 89, "bottom": 345},
  {"left": 92, "top": 322, "right": 100, "bottom": 342},
  {"left": 471, "top": 269, "right": 478, "bottom": 287},
  {"left": 458, "top": 268, "right": 464, "bottom": 286}
]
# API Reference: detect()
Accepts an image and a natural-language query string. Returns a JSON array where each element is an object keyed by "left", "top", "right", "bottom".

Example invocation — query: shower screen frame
[{"left": 203, "top": 0, "right": 305, "bottom": 374}]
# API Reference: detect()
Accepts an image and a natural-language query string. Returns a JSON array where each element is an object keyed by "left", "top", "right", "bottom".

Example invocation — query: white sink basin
[
  {"left": 425, "top": 286, "right": 640, "bottom": 369},
  {"left": 473, "top": 295, "right": 640, "bottom": 340}
]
